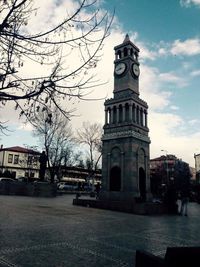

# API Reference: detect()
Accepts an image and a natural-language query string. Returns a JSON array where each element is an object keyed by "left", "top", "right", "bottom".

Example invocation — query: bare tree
[
  {"left": 0, "top": 0, "right": 113, "bottom": 128},
  {"left": 32, "top": 108, "right": 78, "bottom": 182},
  {"left": 76, "top": 121, "right": 102, "bottom": 186}
]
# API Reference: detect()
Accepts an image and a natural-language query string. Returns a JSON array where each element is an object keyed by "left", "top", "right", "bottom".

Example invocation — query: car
[
  {"left": 0, "top": 177, "right": 15, "bottom": 182},
  {"left": 58, "top": 182, "right": 77, "bottom": 191},
  {"left": 57, "top": 182, "right": 68, "bottom": 190},
  {"left": 16, "top": 177, "right": 28, "bottom": 182}
]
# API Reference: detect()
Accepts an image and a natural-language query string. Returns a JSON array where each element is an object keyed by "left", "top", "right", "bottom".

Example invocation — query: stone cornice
[
  {"left": 102, "top": 130, "right": 151, "bottom": 143},
  {"left": 105, "top": 93, "right": 148, "bottom": 108}
]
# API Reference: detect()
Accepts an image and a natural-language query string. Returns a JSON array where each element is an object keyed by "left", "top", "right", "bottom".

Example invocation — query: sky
[{"left": 1, "top": 0, "right": 200, "bottom": 167}]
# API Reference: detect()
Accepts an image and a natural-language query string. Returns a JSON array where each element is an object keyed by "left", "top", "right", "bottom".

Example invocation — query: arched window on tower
[
  {"left": 132, "top": 104, "right": 136, "bottom": 122},
  {"left": 144, "top": 110, "right": 147, "bottom": 127},
  {"left": 139, "top": 167, "right": 146, "bottom": 201},
  {"left": 130, "top": 48, "right": 133, "bottom": 57},
  {"left": 140, "top": 108, "right": 143, "bottom": 126},
  {"left": 124, "top": 47, "right": 128, "bottom": 57},
  {"left": 136, "top": 106, "right": 139, "bottom": 124},
  {"left": 110, "top": 166, "right": 121, "bottom": 191},
  {"left": 135, "top": 52, "right": 138, "bottom": 61},
  {"left": 117, "top": 50, "right": 122, "bottom": 59},
  {"left": 125, "top": 103, "right": 129, "bottom": 122},
  {"left": 107, "top": 108, "right": 111, "bottom": 124},
  {"left": 119, "top": 104, "right": 123, "bottom": 123},
  {"left": 113, "top": 106, "right": 117, "bottom": 124}
]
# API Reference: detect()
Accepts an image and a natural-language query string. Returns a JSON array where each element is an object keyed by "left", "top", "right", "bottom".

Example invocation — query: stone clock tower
[{"left": 100, "top": 34, "right": 151, "bottom": 205}]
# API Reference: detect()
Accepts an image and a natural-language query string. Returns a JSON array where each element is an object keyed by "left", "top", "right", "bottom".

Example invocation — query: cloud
[
  {"left": 159, "top": 72, "right": 187, "bottom": 87},
  {"left": 190, "top": 69, "right": 200, "bottom": 76},
  {"left": 171, "top": 38, "right": 200, "bottom": 56},
  {"left": 158, "top": 47, "right": 168, "bottom": 56},
  {"left": 139, "top": 65, "right": 185, "bottom": 111},
  {"left": 150, "top": 112, "right": 183, "bottom": 137},
  {"left": 149, "top": 112, "right": 199, "bottom": 166},
  {"left": 188, "top": 119, "right": 200, "bottom": 125},
  {"left": 137, "top": 38, "right": 200, "bottom": 59},
  {"left": 170, "top": 105, "right": 179, "bottom": 110},
  {"left": 180, "top": 0, "right": 200, "bottom": 7},
  {"left": 29, "top": 0, "right": 79, "bottom": 32},
  {"left": 17, "top": 123, "right": 34, "bottom": 132},
  {"left": 139, "top": 44, "right": 157, "bottom": 61},
  {"left": 1, "top": 102, "right": 21, "bottom": 124},
  {"left": 137, "top": 63, "right": 198, "bottom": 166}
]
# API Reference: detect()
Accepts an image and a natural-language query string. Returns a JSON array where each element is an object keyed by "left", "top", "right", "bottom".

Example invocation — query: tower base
[
  {"left": 99, "top": 190, "right": 152, "bottom": 203},
  {"left": 73, "top": 197, "right": 167, "bottom": 215}
]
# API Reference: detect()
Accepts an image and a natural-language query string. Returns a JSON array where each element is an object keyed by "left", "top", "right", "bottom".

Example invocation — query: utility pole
[{"left": 161, "top": 149, "right": 169, "bottom": 184}]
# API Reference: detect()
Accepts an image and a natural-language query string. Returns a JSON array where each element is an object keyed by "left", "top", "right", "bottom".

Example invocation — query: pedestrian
[{"left": 180, "top": 183, "right": 190, "bottom": 216}]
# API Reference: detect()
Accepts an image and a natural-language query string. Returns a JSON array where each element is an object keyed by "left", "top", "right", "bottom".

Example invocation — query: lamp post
[{"left": 161, "top": 149, "right": 169, "bottom": 183}]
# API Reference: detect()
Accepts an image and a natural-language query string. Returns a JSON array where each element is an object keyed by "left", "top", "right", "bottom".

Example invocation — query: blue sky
[
  {"left": 1, "top": 0, "right": 200, "bottom": 166},
  {"left": 107, "top": 0, "right": 200, "bottom": 41}
]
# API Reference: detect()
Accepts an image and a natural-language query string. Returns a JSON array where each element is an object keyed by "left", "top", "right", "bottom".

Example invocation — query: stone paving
[{"left": 0, "top": 194, "right": 200, "bottom": 267}]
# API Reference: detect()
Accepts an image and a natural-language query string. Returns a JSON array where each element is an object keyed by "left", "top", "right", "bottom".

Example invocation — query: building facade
[
  {"left": 150, "top": 155, "right": 178, "bottom": 185},
  {"left": 100, "top": 35, "right": 151, "bottom": 202},
  {"left": 0, "top": 146, "right": 40, "bottom": 179},
  {"left": 59, "top": 166, "right": 101, "bottom": 184},
  {"left": 150, "top": 154, "right": 195, "bottom": 196},
  {"left": 194, "top": 153, "right": 200, "bottom": 183},
  {"left": 151, "top": 155, "right": 196, "bottom": 183}
]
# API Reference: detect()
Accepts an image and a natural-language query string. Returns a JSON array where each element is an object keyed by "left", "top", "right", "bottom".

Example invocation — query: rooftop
[{"left": 0, "top": 146, "right": 40, "bottom": 155}]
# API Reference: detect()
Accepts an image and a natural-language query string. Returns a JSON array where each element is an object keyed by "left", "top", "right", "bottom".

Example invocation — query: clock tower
[
  {"left": 114, "top": 34, "right": 140, "bottom": 95},
  {"left": 100, "top": 34, "right": 151, "bottom": 206}
]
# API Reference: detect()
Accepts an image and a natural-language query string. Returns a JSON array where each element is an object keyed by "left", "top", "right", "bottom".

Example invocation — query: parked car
[
  {"left": 16, "top": 177, "right": 28, "bottom": 182},
  {"left": 84, "top": 184, "right": 93, "bottom": 192},
  {"left": 57, "top": 182, "right": 78, "bottom": 191},
  {"left": 0, "top": 177, "right": 15, "bottom": 182}
]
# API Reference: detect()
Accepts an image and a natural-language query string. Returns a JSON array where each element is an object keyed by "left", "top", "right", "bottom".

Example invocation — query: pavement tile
[{"left": 1, "top": 195, "right": 200, "bottom": 266}]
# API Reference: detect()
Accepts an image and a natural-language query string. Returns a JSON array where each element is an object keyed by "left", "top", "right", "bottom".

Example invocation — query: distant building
[
  {"left": 59, "top": 166, "right": 101, "bottom": 184},
  {"left": 189, "top": 166, "right": 196, "bottom": 182},
  {"left": 150, "top": 154, "right": 195, "bottom": 193},
  {"left": 0, "top": 145, "right": 102, "bottom": 183},
  {"left": 194, "top": 153, "right": 200, "bottom": 183},
  {"left": 150, "top": 154, "right": 178, "bottom": 185},
  {"left": 0, "top": 146, "right": 40, "bottom": 179}
]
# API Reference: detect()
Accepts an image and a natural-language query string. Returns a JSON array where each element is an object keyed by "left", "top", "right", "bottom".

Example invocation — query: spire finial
[{"left": 123, "top": 33, "right": 130, "bottom": 43}]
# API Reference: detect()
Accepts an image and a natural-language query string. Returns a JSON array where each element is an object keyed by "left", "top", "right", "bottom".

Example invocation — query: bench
[{"left": 135, "top": 247, "right": 200, "bottom": 267}]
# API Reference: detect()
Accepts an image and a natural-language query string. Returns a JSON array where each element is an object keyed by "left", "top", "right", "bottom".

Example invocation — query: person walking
[{"left": 180, "top": 183, "right": 190, "bottom": 216}]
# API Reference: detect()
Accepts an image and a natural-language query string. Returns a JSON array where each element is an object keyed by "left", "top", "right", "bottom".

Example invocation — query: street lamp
[{"left": 161, "top": 149, "right": 169, "bottom": 183}]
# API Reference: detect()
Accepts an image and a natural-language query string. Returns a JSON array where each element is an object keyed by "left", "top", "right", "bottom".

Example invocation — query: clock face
[
  {"left": 115, "top": 62, "right": 126, "bottom": 75},
  {"left": 132, "top": 63, "right": 140, "bottom": 77}
]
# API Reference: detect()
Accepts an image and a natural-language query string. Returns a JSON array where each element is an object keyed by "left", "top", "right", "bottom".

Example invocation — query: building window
[
  {"left": 8, "top": 154, "right": 13, "bottom": 163},
  {"left": 14, "top": 155, "right": 19, "bottom": 164},
  {"left": 28, "top": 156, "right": 33, "bottom": 165}
]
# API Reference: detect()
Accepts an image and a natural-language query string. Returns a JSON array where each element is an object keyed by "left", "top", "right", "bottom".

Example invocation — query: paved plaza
[{"left": 0, "top": 194, "right": 200, "bottom": 267}]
